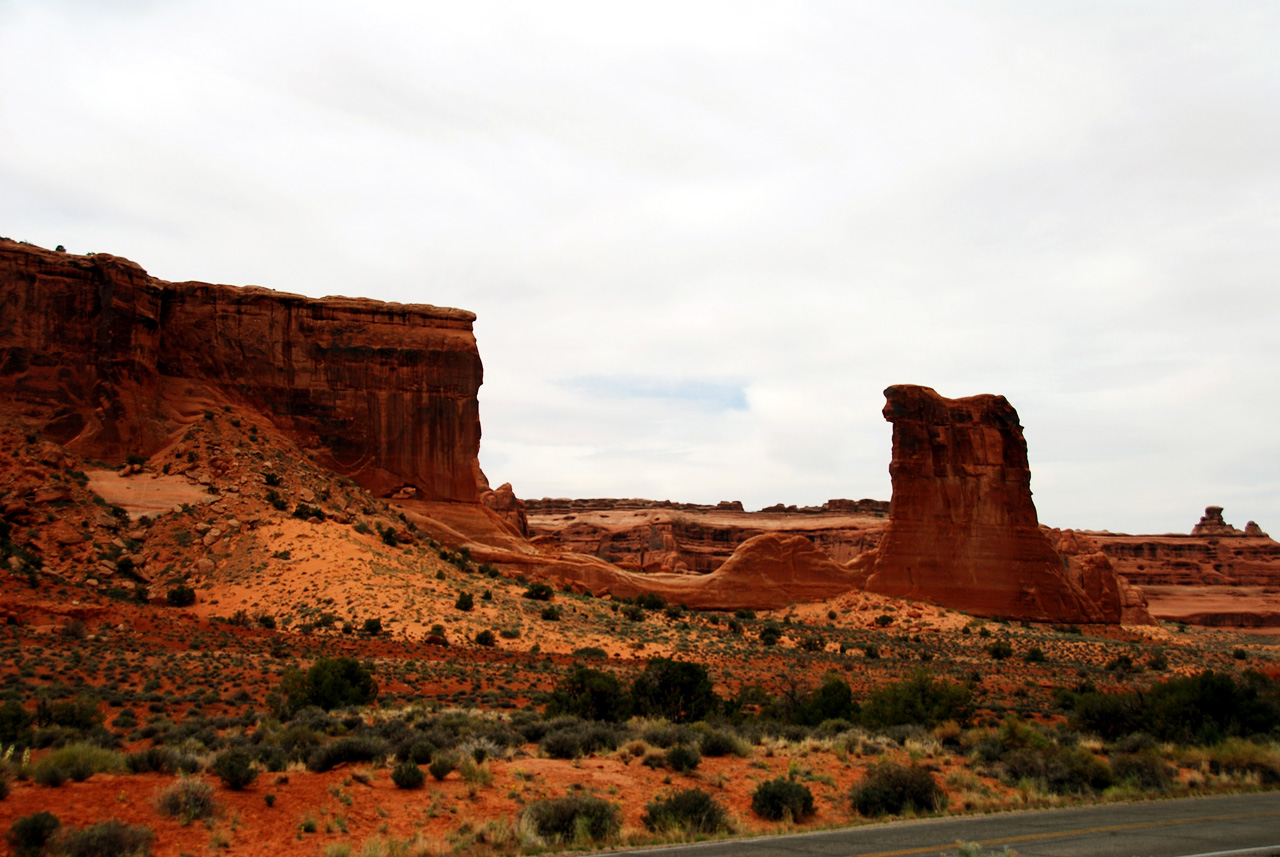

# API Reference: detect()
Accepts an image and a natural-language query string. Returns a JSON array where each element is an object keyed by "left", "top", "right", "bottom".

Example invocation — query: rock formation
[
  {"left": 526, "top": 500, "right": 887, "bottom": 573},
  {"left": 1192, "top": 506, "right": 1245, "bottom": 537},
  {"left": 854, "top": 385, "right": 1149, "bottom": 624},
  {"left": 0, "top": 240, "right": 484, "bottom": 500},
  {"left": 537, "top": 533, "right": 867, "bottom": 611}
]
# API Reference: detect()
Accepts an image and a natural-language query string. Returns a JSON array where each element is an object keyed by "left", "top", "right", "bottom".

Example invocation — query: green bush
[
  {"left": 795, "top": 675, "right": 856, "bottom": 726},
  {"left": 522, "top": 795, "right": 620, "bottom": 843},
  {"left": 166, "top": 585, "right": 196, "bottom": 607},
  {"left": 540, "top": 722, "right": 621, "bottom": 759},
  {"left": 751, "top": 777, "right": 814, "bottom": 821},
  {"left": 1064, "top": 670, "right": 1280, "bottom": 744},
  {"left": 428, "top": 753, "right": 457, "bottom": 781},
  {"left": 361, "top": 618, "right": 382, "bottom": 636},
  {"left": 546, "top": 666, "right": 631, "bottom": 722},
  {"left": 850, "top": 762, "right": 943, "bottom": 816},
  {"left": 1110, "top": 753, "right": 1174, "bottom": 791},
  {"left": 859, "top": 671, "right": 974, "bottom": 730},
  {"left": 474, "top": 630, "right": 496, "bottom": 647},
  {"left": 307, "top": 736, "right": 389, "bottom": 773},
  {"left": 270, "top": 657, "right": 378, "bottom": 718},
  {"left": 391, "top": 761, "right": 425, "bottom": 789},
  {"left": 156, "top": 778, "right": 217, "bottom": 823},
  {"left": 125, "top": 747, "right": 197, "bottom": 775},
  {"left": 698, "top": 729, "right": 742, "bottom": 758},
  {"left": 455, "top": 592, "right": 474, "bottom": 611},
  {"left": 523, "top": 582, "right": 554, "bottom": 601},
  {"left": 985, "top": 640, "right": 1014, "bottom": 660},
  {"left": 0, "top": 699, "right": 33, "bottom": 747},
  {"left": 33, "top": 743, "right": 123, "bottom": 784},
  {"left": 541, "top": 605, "right": 562, "bottom": 621},
  {"left": 665, "top": 745, "right": 701, "bottom": 773},
  {"left": 211, "top": 749, "right": 257, "bottom": 790},
  {"left": 631, "top": 658, "right": 718, "bottom": 724},
  {"left": 54, "top": 819, "right": 154, "bottom": 857},
  {"left": 8, "top": 811, "right": 60, "bottom": 856},
  {"left": 642, "top": 788, "right": 729, "bottom": 834}
]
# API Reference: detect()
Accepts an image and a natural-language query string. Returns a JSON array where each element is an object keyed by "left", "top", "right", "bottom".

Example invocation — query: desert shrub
[
  {"left": 292, "top": 503, "right": 325, "bottom": 521},
  {"left": 795, "top": 675, "right": 856, "bottom": 726},
  {"left": 640, "top": 721, "right": 694, "bottom": 749},
  {"left": 8, "top": 811, "right": 61, "bottom": 856},
  {"left": 125, "top": 747, "right": 196, "bottom": 775},
  {"left": 631, "top": 658, "right": 718, "bottom": 724},
  {"left": 1110, "top": 753, "right": 1174, "bottom": 790},
  {"left": 306, "top": 736, "right": 388, "bottom": 773},
  {"left": 665, "top": 744, "right": 701, "bottom": 773},
  {"left": 540, "top": 605, "right": 562, "bottom": 621},
  {"left": 522, "top": 795, "right": 619, "bottom": 843},
  {"left": 270, "top": 657, "right": 378, "bottom": 718},
  {"left": 474, "top": 630, "right": 496, "bottom": 647},
  {"left": 1024, "top": 647, "right": 1046, "bottom": 664},
  {"left": 54, "top": 819, "right": 154, "bottom": 857},
  {"left": 698, "top": 729, "right": 743, "bottom": 758},
  {"left": 759, "top": 624, "right": 782, "bottom": 646},
  {"left": 34, "top": 743, "right": 122, "bottom": 784},
  {"left": 850, "top": 762, "right": 943, "bottom": 816},
  {"left": 428, "top": 753, "right": 458, "bottom": 781},
  {"left": 546, "top": 666, "right": 631, "bottom": 722},
  {"left": 985, "top": 640, "right": 1014, "bottom": 660},
  {"left": 37, "top": 696, "right": 102, "bottom": 731},
  {"left": 211, "top": 749, "right": 257, "bottom": 790},
  {"left": 455, "top": 592, "right": 474, "bottom": 611},
  {"left": 166, "top": 585, "right": 196, "bottom": 607},
  {"left": 361, "top": 618, "right": 382, "bottom": 636},
  {"left": 642, "top": 788, "right": 729, "bottom": 834},
  {"left": 540, "top": 722, "right": 621, "bottom": 759},
  {"left": 996, "top": 744, "right": 1112, "bottom": 795},
  {"left": 751, "top": 777, "right": 814, "bottom": 821},
  {"left": 156, "top": 777, "right": 217, "bottom": 823},
  {"left": 1063, "top": 670, "right": 1280, "bottom": 743},
  {"left": 523, "top": 582, "right": 554, "bottom": 601},
  {"left": 391, "top": 761, "right": 425, "bottom": 789},
  {"left": 0, "top": 699, "right": 34, "bottom": 747},
  {"left": 860, "top": 671, "right": 974, "bottom": 730}
]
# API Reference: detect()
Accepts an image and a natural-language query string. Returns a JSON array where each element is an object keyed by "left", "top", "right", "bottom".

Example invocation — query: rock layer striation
[
  {"left": 856, "top": 385, "right": 1149, "bottom": 623},
  {"left": 0, "top": 240, "right": 484, "bottom": 500}
]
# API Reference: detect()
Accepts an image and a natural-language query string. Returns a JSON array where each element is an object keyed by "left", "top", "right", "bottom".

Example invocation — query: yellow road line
[{"left": 850, "top": 809, "right": 1280, "bottom": 857}]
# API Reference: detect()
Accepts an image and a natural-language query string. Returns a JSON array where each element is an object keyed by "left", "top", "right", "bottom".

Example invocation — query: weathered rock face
[
  {"left": 1192, "top": 506, "right": 1244, "bottom": 537},
  {"left": 859, "top": 385, "right": 1147, "bottom": 624},
  {"left": 539, "top": 532, "right": 867, "bottom": 611},
  {"left": 526, "top": 500, "right": 887, "bottom": 574},
  {"left": 0, "top": 240, "right": 484, "bottom": 501}
]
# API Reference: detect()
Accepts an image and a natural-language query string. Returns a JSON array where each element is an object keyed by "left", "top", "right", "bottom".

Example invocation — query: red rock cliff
[
  {"left": 859, "top": 385, "right": 1145, "bottom": 623},
  {"left": 0, "top": 240, "right": 484, "bottom": 501}
]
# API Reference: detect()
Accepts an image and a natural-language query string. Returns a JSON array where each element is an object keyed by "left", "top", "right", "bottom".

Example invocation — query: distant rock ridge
[
  {"left": 0, "top": 239, "right": 485, "bottom": 501},
  {"left": 852, "top": 385, "right": 1151, "bottom": 624},
  {"left": 523, "top": 497, "right": 888, "bottom": 516}
]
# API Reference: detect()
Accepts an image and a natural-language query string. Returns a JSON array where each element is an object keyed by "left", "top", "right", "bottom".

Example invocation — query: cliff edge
[{"left": 0, "top": 240, "right": 484, "bottom": 501}]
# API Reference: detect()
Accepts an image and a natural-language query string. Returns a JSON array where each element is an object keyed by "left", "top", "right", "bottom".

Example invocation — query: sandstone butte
[
  {"left": 845, "top": 385, "right": 1152, "bottom": 624},
  {"left": 7, "top": 239, "right": 1275, "bottom": 623},
  {"left": 0, "top": 238, "right": 494, "bottom": 504}
]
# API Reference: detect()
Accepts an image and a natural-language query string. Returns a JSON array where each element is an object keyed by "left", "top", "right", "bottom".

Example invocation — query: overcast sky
[{"left": 3, "top": 1, "right": 1278, "bottom": 533}]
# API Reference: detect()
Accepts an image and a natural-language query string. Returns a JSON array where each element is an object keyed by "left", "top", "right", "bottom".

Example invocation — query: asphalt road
[{"left": 612, "top": 791, "right": 1280, "bottom": 857}]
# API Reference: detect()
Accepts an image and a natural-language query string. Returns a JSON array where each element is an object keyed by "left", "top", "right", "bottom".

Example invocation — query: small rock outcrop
[
  {"left": 856, "top": 385, "right": 1149, "bottom": 624},
  {"left": 0, "top": 240, "right": 484, "bottom": 501},
  {"left": 1192, "top": 506, "right": 1245, "bottom": 537}
]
